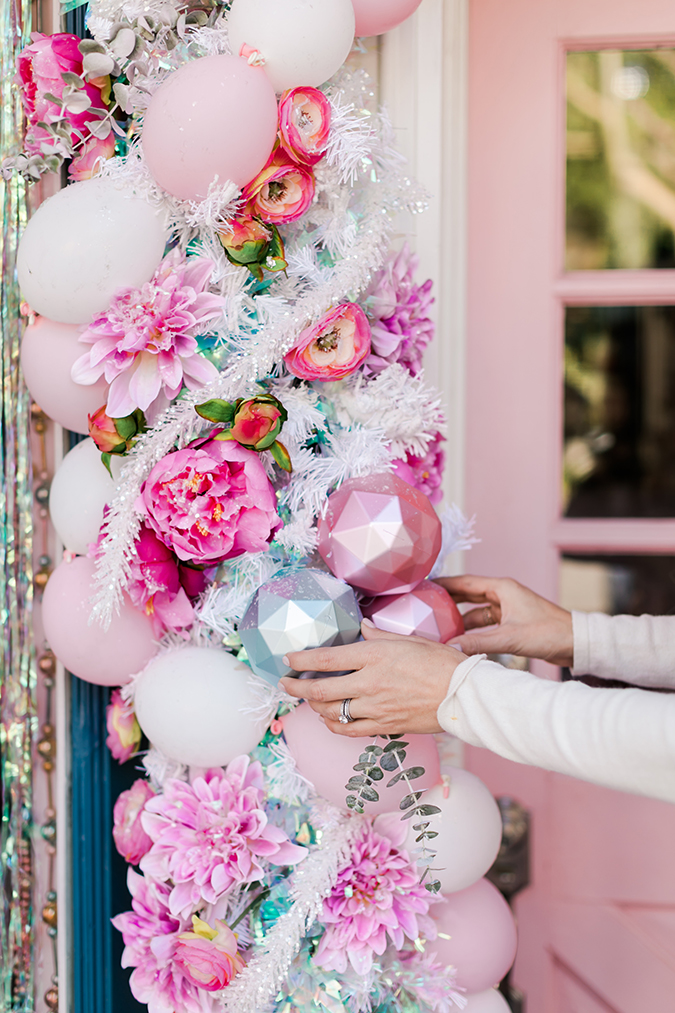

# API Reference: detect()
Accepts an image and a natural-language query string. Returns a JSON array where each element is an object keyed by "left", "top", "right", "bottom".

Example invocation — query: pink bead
[
  {"left": 360, "top": 580, "right": 465, "bottom": 642},
  {"left": 317, "top": 473, "right": 442, "bottom": 595}
]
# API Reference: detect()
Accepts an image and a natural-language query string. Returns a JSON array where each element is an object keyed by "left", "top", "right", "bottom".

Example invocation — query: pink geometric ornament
[
  {"left": 317, "top": 473, "right": 442, "bottom": 595},
  {"left": 360, "top": 579, "right": 465, "bottom": 642}
]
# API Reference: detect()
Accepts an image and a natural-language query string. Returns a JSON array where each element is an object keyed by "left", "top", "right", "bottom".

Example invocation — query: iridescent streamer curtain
[{"left": 0, "top": 0, "right": 36, "bottom": 1007}]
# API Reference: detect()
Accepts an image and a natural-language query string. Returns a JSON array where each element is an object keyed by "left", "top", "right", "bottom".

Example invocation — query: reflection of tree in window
[
  {"left": 563, "top": 306, "right": 675, "bottom": 517},
  {"left": 566, "top": 50, "right": 675, "bottom": 270}
]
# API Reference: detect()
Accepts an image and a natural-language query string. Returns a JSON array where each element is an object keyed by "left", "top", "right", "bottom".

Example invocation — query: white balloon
[
  {"left": 228, "top": 0, "right": 355, "bottom": 93},
  {"left": 405, "top": 770, "right": 502, "bottom": 893},
  {"left": 134, "top": 647, "right": 270, "bottom": 766},
  {"left": 17, "top": 179, "right": 167, "bottom": 324},
  {"left": 48, "top": 438, "right": 122, "bottom": 556},
  {"left": 463, "top": 989, "right": 511, "bottom": 1013}
]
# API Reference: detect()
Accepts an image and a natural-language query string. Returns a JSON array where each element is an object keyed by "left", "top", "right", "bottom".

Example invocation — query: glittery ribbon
[{"left": 0, "top": 0, "right": 36, "bottom": 1006}]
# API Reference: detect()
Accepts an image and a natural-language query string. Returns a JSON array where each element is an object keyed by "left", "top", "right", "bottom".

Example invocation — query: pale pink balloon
[
  {"left": 42, "top": 556, "right": 157, "bottom": 686},
  {"left": 428, "top": 879, "right": 518, "bottom": 993},
  {"left": 281, "top": 701, "right": 440, "bottom": 813},
  {"left": 21, "top": 317, "right": 109, "bottom": 434},
  {"left": 463, "top": 989, "right": 511, "bottom": 1013},
  {"left": 352, "top": 0, "right": 423, "bottom": 36},
  {"left": 142, "top": 55, "right": 279, "bottom": 200}
]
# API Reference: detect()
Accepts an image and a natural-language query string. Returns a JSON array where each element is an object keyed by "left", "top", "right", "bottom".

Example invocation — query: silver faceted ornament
[{"left": 239, "top": 567, "right": 362, "bottom": 685}]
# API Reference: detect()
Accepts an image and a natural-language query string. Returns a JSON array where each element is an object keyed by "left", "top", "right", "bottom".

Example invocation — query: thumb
[{"left": 455, "top": 626, "right": 515, "bottom": 656}]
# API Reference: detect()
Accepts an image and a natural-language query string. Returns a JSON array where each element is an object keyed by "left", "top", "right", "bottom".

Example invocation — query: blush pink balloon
[
  {"left": 21, "top": 317, "right": 109, "bottom": 434},
  {"left": 352, "top": 0, "right": 423, "bottom": 36},
  {"left": 142, "top": 55, "right": 279, "bottom": 200},
  {"left": 281, "top": 701, "right": 440, "bottom": 813},
  {"left": 428, "top": 879, "right": 518, "bottom": 993},
  {"left": 42, "top": 556, "right": 157, "bottom": 686}
]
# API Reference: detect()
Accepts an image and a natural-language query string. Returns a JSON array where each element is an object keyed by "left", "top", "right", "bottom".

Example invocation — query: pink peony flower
[
  {"left": 284, "top": 304, "right": 371, "bottom": 382},
  {"left": 71, "top": 250, "right": 223, "bottom": 418},
  {"left": 17, "top": 33, "right": 109, "bottom": 156},
  {"left": 313, "top": 823, "right": 433, "bottom": 976},
  {"left": 136, "top": 437, "right": 282, "bottom": 566},
  {"left": 392, "top": 432, "right": 446, "bottom": 506},
  {"left": 113, "top": 779, "right": 156, "bottom": 865},
  {"left": 106, "top": 689, "right": 142, "bottom": 763},
  {"left": 126, "top": 524, "right": 209, "bottom": 637},
  {"left": 112, "top": 869, "right": 218, "bottom": 1013},
  {"left": 174, "top": 915, "right": 245, "bottom": 991},
  {"left": 243, "top": 149, "right": 315, "bottom": 224},
  {"left": 364, "top": 244, "right": 435, "bottom": 376},
  {"left": 140, "top": 756, "right": 307, "bottom": 919},
  {"left": 278, "top": 87, "right": 331, "bottom": 166},
  {"left": 68, "top": 131, "right": 116, "bottom": 180}
]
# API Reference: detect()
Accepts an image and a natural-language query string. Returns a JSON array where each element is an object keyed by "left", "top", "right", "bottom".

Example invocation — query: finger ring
[
  {"left": 483, "top": 605, "right": 494, "bottom": 626},
  {"left": 339, "top": 698, "right": 355, "bottom": 724}
]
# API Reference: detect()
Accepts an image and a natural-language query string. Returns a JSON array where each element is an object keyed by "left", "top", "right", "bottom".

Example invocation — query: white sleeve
[
  {"left": 437, "top": 656, "right": 675, "bottom": 803},
  {"left": 572, "top": 611, "right": 675, "bottom": 687}
]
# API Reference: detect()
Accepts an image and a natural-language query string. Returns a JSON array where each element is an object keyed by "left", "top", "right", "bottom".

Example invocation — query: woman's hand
[
  {"left": 279, "top": 621, "right": 467, "bottom": 737},
  {"left": 438, "top": 575, "right": 574, "bottom": 667}
]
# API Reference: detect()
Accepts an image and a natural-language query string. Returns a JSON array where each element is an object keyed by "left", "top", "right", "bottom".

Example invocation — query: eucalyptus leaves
[{"left": 345, "top": 735, "right": 442, "bottom": 893}]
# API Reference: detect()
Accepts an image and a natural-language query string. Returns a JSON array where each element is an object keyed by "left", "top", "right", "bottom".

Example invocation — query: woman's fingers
[
  {"left": 436, "top": 574, "right": 503, "bottom": 603},
  {"left": 280, "top": 670, "right": 367, "bottom": 703},
  {"left": 455, "top": 625, "right": 520, "bottom": 656},
  {"left": 462, "top": 604, "right": 502, "bottom": 631},
  {"left": 283, "top": 640, "right": 372, "bottom": 675}
]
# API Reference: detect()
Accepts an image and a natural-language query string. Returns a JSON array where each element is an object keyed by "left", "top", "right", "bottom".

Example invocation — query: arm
[
  {"left": 439, "top": 655, "right": 675, "bottom": 803},
  {"left": 572, "top": 611, "right": 675, "bottom": 687}
]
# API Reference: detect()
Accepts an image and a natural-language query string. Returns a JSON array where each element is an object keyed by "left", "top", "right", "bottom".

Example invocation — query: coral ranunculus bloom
[
  {"left": 278, "top": 87, "right": 331, "bottom": 166},
  {"left": 243, "top": 149, "right": 315, "bottom": 224},
  {"left": 174, "top": 916, "right": 245, "bottom": 991},
  {"left": 284, "top": 303, "right": 371, "bottom": 382}
]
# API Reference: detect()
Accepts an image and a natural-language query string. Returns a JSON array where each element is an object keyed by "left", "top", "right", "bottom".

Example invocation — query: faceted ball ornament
[
  {"left": 361, "top": 580, "right": 465, "bottom": 642},
  {"left": 239, "top": 567, "right": 362, "bottom": 685},
  {"left": 317, "top": 474, "right": 442, "bottom": 595}
]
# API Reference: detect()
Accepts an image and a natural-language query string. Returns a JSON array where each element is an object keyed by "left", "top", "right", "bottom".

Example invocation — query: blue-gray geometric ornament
[{"left": 239, "top": 567, "right": 362, "bottom": 685}]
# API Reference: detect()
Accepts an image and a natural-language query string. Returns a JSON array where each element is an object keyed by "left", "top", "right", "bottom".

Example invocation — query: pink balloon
[
  {"left": 142, "top": 55, "right": 279, "bottom": 200},
  {"left": 21, "top": 317, "right": 109, "bottom": 434},
  {"left": 352, "top": 0, "right": 423, "bottom": 36},
  {"left": 281, "top": 701, "right": 440, "bottom": 813},
  {"left": 42, "top": 556, "right": 157, "bottom": 686},
  {"left": 428, "top": 879, "right": 517, "bottom": 993}
]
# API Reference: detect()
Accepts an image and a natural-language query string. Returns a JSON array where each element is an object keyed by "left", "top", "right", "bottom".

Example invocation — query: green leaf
[
  {"left": 346, "top": 795, "right": 362, "bottom": 811},
  {"left": 100, "top": 452, "right": 113, "bottom": 477},
  {"left": 195, "top": 399, "right": 235, "bottom": 424},
  {"left": 383, "top": 739, "right": 409, "bottom": 752},
  {"left": 412, "top": 822, "right": 430, "bottom": 832},
  {"left": 363, "top": 744, "right": 383, "bottom": 755},
  {"left": 397, "top": 765, "right": 426, "bottom": 782},
  {"left": 425, "top": 880, "right": 442, "bottom": 894},
  {"left": 270, "top": 440, "right": 292, "bottom": 472},
  {"left": 401, "top": 804, "right": 441, "bottom": 820},
  {"left": 399, "top": 791, "right": 424, "bottom": 810},
  {"left": 379, "top": 753, "right": 401, "bottom": 772},
  {"left": 345, "top": 776, "right": 368, "bottom": 789},
  {"left": 61, "top": 71, "right": 85, "bottom": 88},
  {"left": 359, "top": 785, "right": 380, "bottom": 803},
  {"left": 367, "top": 767, "right": 384, "bottom": 781},
  {"left": 415, "top": 831, "right": 438, "bottom": 842}
]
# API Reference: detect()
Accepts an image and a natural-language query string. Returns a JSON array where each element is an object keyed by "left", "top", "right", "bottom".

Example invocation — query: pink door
[{"left": 465, "top": 0, "right": 675, "bottom": 1009}]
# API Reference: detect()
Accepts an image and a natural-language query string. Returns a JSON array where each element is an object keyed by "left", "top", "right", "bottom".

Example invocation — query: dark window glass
[
  {"left": 560, "top": 553, "right": 675, "bottom": 616},
  {"left": 564, "top": 304, "right": 675, "bottom": 517}
]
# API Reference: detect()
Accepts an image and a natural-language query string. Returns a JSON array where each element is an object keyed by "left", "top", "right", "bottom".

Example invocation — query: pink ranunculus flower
[
  {"left": 174, "top": 915, "right": 245, "bottom": 991},
  {"left": 313, "top": 823, "right": 433, "bottom": 976},
  {"left": 243, "top": 148, "right": 315, "bottom": 224},
  {"left": 68, "top": 130, "right": 116, "bottom": 181},
  {"left": 284, "top": 303, "right": 371, "bottom": 382},
  {"left": 136, "top": 437, "right": 282, "bottom": 566},
  {"left": 140, "top": 757, "right": 307, "bottom": 920},
  {"left": 364, "top": 244, "right": 435, "bottom": 376},
  {"left": 113, "top": 779, "right": 156, "bottom": 865},
  {"left": 106, "top": 689, "right": 142, "bottom": 763},
  {"left": 112, "top": 869, "right": 218, "bottom": 1013},
  {"left": 126, "top": 524, "right": 209, "bottom": 637},
  {"left": 278, "top": 87, "right": 331, "bottom": 166},
  {"left": 17, "top": 33, "right": 109, "bottom": 156},
  {"left": 71, "top": 250, "right": 223, "bottom": 418}
]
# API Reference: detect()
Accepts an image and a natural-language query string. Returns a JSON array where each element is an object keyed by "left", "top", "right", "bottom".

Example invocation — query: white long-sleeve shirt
[{"left": 436, "top": 612, "right": 675, "bottom": 803}]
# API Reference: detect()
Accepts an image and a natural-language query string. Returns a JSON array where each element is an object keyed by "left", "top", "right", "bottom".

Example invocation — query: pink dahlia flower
[
  {"left": 112, "top": 869, "right": 218, "bottom": 1013},
  {"left": 243, "top": 148, "right": 315, "bottom": 225},
  {"left": 17, "top": 33, "right": 109, "bottom": 156},
  {"left": 314, "top": 823, "right": 432, "bottom": 976},
  {"left": 174, "top": 915, "right": 245, "bottom": 991},
  {"left": 364, "top": 244, "right": 435, "bottom": 376},
  {"left": 113, "top": 779, "right": 156, "bottom": 865},
  {"left": 106, "top": 688, "right": 142, "bottom": 763},
  {"left": 71, "top": 250, "right": 223, "bottom": 418},
  {"left": 127, "top": 524, "right": 210, "bottom": 637},
  {"left": 393, "top": 432, "right": 446, "bottom": 506},
  {"left": 278, "top": 87, "right": 331, "bottom": 166},
  {"left": 136, "top": 437, "right": 282, "bottom": 566},
  {"left": 140, "top": 757, "right": 307, "bottom": 920},
  {"left": 284, "top": 303, "right": 371, "bottom": 382}
]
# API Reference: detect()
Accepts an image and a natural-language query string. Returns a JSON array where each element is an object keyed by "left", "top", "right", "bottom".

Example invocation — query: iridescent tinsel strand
[{"left": 0, "top": 0, "right": 35, "bottom": 1007}]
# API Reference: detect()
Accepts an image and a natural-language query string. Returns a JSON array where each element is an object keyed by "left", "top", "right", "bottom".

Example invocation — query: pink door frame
[{"left": 465, "top": 0, "right": 675, "bottom": 1009}]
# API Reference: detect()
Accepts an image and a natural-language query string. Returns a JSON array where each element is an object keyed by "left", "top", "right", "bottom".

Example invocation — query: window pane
[
  {"left": 564, "top": 305, "right": 675, "bottom": 517},
  {"left": 560, "top": 553, "right": 675, "bottom": 616},
  {"left": 566, "top": 49, "right": 675, "bottom": 270}
]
